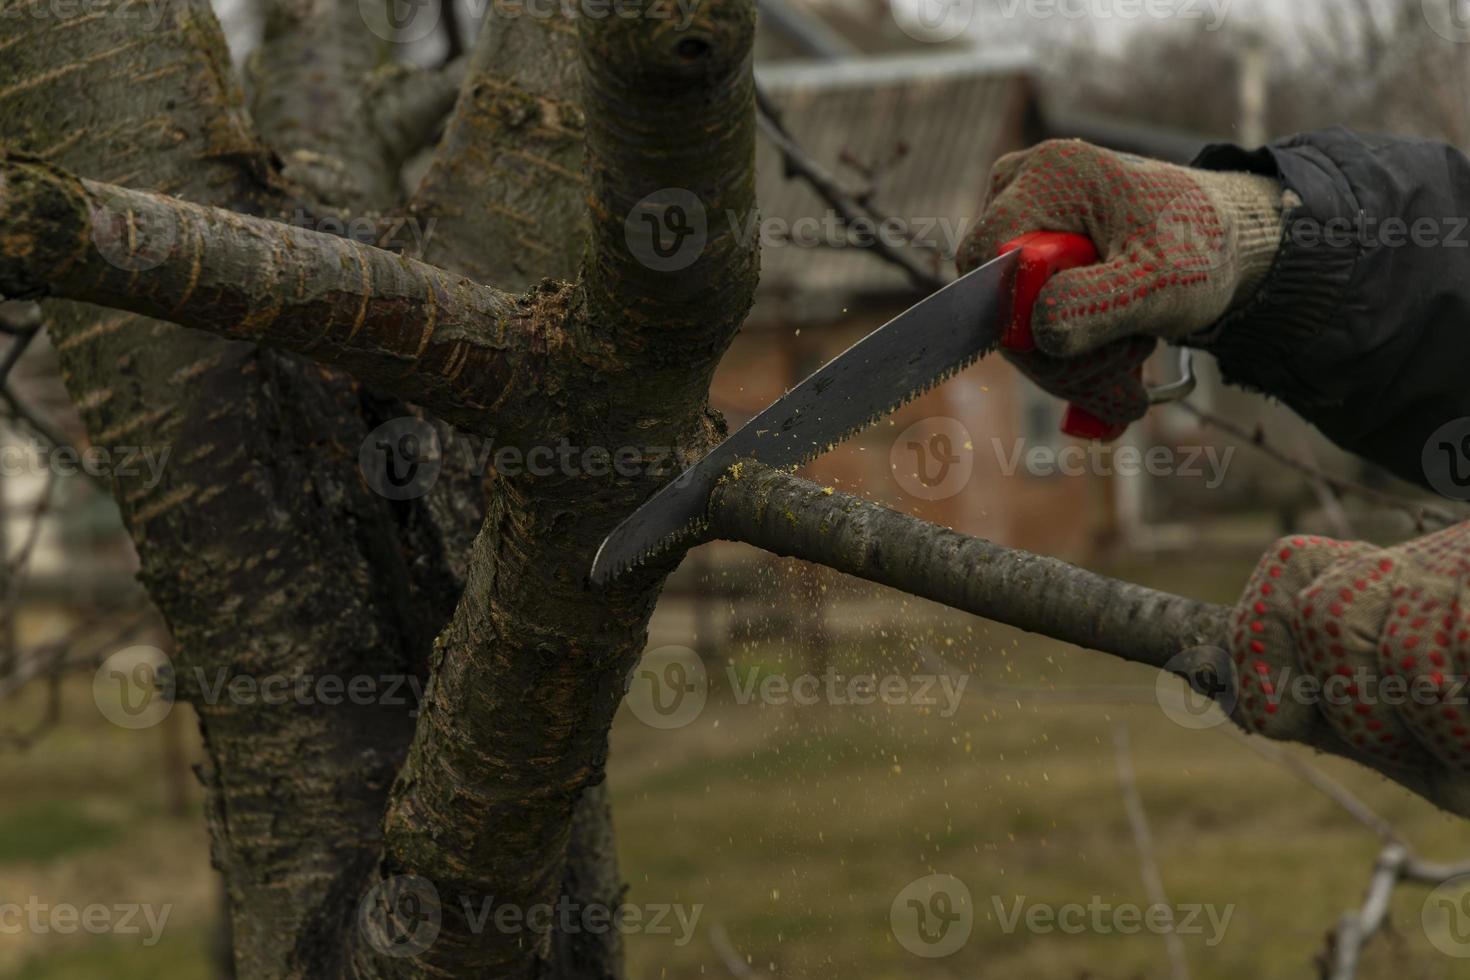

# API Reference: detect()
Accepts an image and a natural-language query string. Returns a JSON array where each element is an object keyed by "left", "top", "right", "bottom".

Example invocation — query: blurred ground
[{"left": 3, "top": 554, "right": 1468, "bottom": 980}]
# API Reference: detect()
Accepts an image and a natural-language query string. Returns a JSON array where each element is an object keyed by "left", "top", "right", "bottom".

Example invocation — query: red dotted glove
[
  {"left": 957, "top": 140, "right": 1286, "bottom": 433},
  {"left": 1231, "top": 524, "right": 1470, "bottom": 810}
]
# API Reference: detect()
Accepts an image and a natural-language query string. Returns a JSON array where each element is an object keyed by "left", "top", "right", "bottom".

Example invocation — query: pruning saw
[{"left": 590, "top": 232, "right": 1196, "bottom": 586}]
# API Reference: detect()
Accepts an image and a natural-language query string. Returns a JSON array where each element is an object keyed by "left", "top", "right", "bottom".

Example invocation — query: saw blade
[{"left": 589, "top": 250, "right": 1021, "bottom": 585}]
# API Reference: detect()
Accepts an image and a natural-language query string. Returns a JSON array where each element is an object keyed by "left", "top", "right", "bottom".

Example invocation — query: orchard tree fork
[{"left": 0, "top": 1, "right": 1464, "bottom": 978}]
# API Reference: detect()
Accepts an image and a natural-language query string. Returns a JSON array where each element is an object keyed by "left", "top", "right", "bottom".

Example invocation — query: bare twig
[
  {"left": 1176, "top": 400, "right": 1462, "bottom": 531},
  {"left": 1326, "top": 844, "right": 1470, "bottom": 980},
  {"left": 755, "top": 92, "right": 948, "bottom": 293},
  {"left": 708, "top": 923, "right": 764, "bottom": 979},
  {"left": 1113, "top": 723, "right": 1190, "bottom": 980}
]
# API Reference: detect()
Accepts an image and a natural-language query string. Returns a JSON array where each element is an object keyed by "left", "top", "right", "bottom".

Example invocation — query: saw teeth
[
  {"left": 613, "top": 516, "right": 710, "bottom": 579},
  {"left": 602, "top": 346, "right": 992, "bottom": 582}
]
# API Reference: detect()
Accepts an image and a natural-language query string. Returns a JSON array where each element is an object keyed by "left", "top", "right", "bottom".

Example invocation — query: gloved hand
[
  {"left": 957, "top": 140, "right": 1287, "bottom": 435},
  {"left": 1231, "top": 523, "right": 1470, "bottom": 809}
]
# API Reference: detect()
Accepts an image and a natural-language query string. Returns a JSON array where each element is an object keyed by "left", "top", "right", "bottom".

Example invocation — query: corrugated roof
[{"left": 752, "top": 52, "right": 1036, "bottom": 323}]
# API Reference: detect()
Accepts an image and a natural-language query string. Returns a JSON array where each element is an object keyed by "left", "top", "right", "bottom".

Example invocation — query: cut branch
[
  {"left": 0, "top": 156, "right": 555, "bottom": 435},
  {"left": 706, "top": 463, "right": 1464, "bottom": 815},
  {"left": 707, "top": 462, "right": 1226, "bottom": 669}
]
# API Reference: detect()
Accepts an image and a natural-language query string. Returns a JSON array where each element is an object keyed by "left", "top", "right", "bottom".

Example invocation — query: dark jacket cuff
[{"left": 1187, "top": 137, "right": 1362, "bottom": 407}]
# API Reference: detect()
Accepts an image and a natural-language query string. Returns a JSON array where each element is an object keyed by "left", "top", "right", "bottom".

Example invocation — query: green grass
[
  {"left": 0, "top": 801, "right": 120, "bottom": 865},
  {"left": 5, "top": 555, "right": 1470, "bottom": 979}
]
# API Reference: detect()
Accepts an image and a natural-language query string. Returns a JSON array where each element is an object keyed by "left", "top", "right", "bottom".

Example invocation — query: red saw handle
[{"left": 998, "top": 231, "right": 1133, "bottom": 442}]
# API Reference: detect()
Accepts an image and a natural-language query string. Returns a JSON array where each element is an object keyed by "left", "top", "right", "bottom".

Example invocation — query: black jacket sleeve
[{"left": 1190, "top": 128, "right": 1470, "bottom": 495}]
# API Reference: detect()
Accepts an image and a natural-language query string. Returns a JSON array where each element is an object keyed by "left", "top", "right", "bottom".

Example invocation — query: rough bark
[{"left": 0, "top": 2, "right": 432, "bottom": 976}]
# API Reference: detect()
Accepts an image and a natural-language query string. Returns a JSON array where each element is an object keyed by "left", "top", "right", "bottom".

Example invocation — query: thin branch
[
  {"left": 709, "top": 923, "right": 764, "bottom": 979},
  {"left": 1219, "top": 725, "right": 1401, "bottom": 845},
  {"left": 1326, "top": 843, "right": 1470, "bottom": 980},
  {"left": 0, "top": 156, "right": 545, "bottom": 436},
  {"left": 755, "top": 93, "right": 948, "bottom": 293},
  {"left": 1175, "top": 400, "right": 1462, "bottom": 531},
  {"left": 1113, "top": 724, "right": 1190, "bottom": 980}
]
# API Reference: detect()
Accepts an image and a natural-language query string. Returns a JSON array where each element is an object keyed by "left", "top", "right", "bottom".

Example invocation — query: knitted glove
[
  {"left": 1231, "top": 523, "right": 1470, "bottom": 811},
  {"left": 957, "top": 140, "right": 1287, "bottom": 433}
]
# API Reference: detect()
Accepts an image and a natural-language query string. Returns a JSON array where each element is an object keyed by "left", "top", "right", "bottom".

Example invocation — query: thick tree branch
[
  {"left": 405, "top": 2, "right": 586, "bottom": 288},
  {"left": 706, "top": 463, "right": 1465, "bottom": 815},
  {"left": 708, "top": 462, "right": 1225, "bottom": 668},
  {"left": 249, "top": 0, "right": 396, "bottom": 210},
  {"left": 581, "top": 0, "right": 759, "bottom": 370},
  {"left": 346, "top": 3, "right": 761, "bottom": 979},
  {"left": 0, "top": 158, "right": 564, "bottom": 436}
]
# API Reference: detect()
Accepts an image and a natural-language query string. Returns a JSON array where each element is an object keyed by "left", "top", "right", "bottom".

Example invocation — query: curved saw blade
[{"left": 590, "top": 250, "right": 1020, "bottom": 585}]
